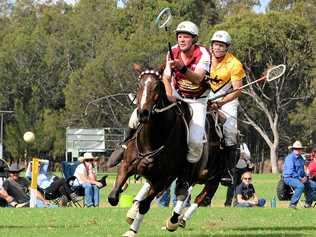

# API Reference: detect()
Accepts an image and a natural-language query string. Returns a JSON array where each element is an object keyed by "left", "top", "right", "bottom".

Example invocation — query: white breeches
[
  {"left": 173, "top": 89, "right": 208, "bottom": 163},
  {"left": 220, "top": 99, "right": 238, "bottom": 146},
  {"left": 208, "top": 82, "right": 239, "bottom": 146}
]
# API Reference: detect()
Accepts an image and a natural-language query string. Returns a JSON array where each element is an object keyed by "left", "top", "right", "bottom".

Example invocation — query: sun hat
[
  {"left": 289, "top": 140, "right": 305, "bottom": 150},
  {"left": 79, "top": 152, "right": 98, "bottom": 162},
  {"left": 8, "top": 163, "right": 25, "bottom": 173}
]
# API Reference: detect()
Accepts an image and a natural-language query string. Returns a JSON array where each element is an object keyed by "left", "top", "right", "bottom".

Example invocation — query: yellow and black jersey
[{"left": 209, "top": 53, "right": 245, "bottom": 93}]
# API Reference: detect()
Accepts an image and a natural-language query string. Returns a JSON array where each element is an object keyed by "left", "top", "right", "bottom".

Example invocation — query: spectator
[
  {"left": 0, "top": 187, "right": 28, "bottom": 207},
  {"left": 74, "top": 153, "right": 106, "bottom": 207},
  {"left": 307, "top": 147, "right": 316, "bottom": 202},
  {"left": 307, "top": 147, "right": 316, "bottom": 178},
  {"left": 225, "top": 143, "right": 253, "bottom": 207},
  {"left": 25, "top": 161, "right": 80, "bottom": 206},
  {"left": 235, "top": 171, "right": 266, "bottom": 208},
  {"left": 283, "top": 141, "right": 314, "bottom": 208},
  {"left": 2, "top": 163, "right": 49, "bottom": 207}
]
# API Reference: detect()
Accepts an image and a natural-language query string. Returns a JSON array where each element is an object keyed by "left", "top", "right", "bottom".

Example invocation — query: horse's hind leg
[
  {"left": 165, "top": 180, "right": 192, "bottom": 232},
  {"left": 179, "top": 180, "right": 220, "bottom": 228}
]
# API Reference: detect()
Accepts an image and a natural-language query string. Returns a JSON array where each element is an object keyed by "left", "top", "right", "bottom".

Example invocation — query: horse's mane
[{"left": 156, "top": 80, "right": 169, "bottom": 109}]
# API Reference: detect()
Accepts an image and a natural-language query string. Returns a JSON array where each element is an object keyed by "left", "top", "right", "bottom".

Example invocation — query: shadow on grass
[
  {"left": 185, "top": 234, "right": 304, "bottom": 237},
  {"left": 177, "top": 226, "right": 316, "bottom": 237},
  {"left": 230, "top": 226, "right": 316, "bottom": 232},
  {"left": 0, "top": 225, "right": 83, "bottom": 229}
]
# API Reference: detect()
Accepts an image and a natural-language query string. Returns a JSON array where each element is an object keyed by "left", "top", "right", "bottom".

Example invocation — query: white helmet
[
  {"left": 175, "top": 21, "right": 199, "bottom": 36},
  {"left": 211, "top": 30, "right": 231, "bottom": 45}
]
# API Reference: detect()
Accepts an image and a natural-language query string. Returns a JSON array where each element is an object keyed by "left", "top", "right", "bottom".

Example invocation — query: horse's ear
[
  {"left": 157, "top": 61, "right": 166, "bottom": 77},
  {"left": 133, "top": 64, "right": 143, "bottom": 76}
]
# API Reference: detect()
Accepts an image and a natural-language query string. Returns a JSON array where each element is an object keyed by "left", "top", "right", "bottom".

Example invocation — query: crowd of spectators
[
  {"left": 1, "top": 142, "right": 316, "bottom": 209},
  {"left": 0, "top": 152, "right": 107, "bottom": 208}
]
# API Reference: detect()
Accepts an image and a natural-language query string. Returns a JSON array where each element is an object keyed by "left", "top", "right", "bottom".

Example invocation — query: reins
[
  {"left": 136, "top": 103, "right": 186, "bottom": 162},
  {"left": 132, "top": 69, "right": 189, "bottom": 165}
]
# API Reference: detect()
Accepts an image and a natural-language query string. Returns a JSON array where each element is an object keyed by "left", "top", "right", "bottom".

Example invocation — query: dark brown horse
[
  {"left": 108, "top": 64, "right": 192, "bottom": 235},
  {"left": 108, "top": 65, "right": 230, "bottom": 235}
]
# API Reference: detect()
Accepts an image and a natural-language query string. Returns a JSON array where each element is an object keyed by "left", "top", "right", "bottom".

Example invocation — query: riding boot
[
  {"left": 107, "top": 128, "right": 136, "bottom": 168},
  {"left": 221, "top": 145, "right": 239, "bottom": 186}
]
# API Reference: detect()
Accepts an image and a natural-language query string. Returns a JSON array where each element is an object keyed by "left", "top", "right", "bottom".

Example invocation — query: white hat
[
  {"left": 175, "top": 21, "right": 199, "bottom": 36},
  {"left": 79, "top": 152, "right": 97, "bottom": 162},
  {"left": 211, "top": 30, "right": 232, "bottom": 45},
  {"left": 289, "top": 140, "right": 305, "bottom": 149}
]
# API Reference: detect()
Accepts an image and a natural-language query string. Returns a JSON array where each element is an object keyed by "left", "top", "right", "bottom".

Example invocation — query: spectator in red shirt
[
  {"left": 307, "top": 147, "right": 316, "bottom": 203},
  {"left": 307, "top": 147, "right": 316, "bottom": 179}
]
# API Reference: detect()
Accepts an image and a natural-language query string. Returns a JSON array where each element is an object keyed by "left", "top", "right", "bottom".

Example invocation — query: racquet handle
[{"left": 209, "top": 75, "right": 266, "bottom": 102}]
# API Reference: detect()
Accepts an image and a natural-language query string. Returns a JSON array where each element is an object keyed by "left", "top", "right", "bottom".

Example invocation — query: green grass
[{"left": 1, "top": 174, "right": 316, "bottom": 237}]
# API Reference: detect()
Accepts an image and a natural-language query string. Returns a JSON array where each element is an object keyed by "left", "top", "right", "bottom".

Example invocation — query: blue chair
[{"left": 61, "top": 161, "right": 85, "bottom": 207}]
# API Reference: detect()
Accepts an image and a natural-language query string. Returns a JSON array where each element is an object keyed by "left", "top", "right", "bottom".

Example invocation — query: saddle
[{"left": 195, "top": 113, "right": 225, "bottom": 183}]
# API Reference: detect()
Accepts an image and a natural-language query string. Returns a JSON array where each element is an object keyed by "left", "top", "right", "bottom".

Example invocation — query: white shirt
[
  {"left": 236, "top": 143, "right": 251, "bottom": 169},
  {"left": 74, "top": 163, "right": 96, "bottom": 185}
]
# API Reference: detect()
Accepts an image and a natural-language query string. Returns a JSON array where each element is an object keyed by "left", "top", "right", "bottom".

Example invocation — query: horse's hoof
[
  {"left": 126, "top": 217, "right": 134, "bottom": 225},
  {"left": 108, "top": 196, "right": 119, "bottom": 206},
  {"left": 165, "top": 218, "right": 178, "bottom": 232},
  {"left": 126, "top": 202, "right": 139, "bottom": 224},
  {"left": 179, "top": 218, "right": 186, "bottom": 228},
  {"left": 122, "top": 230, "right": 137, "bottom": 237}
]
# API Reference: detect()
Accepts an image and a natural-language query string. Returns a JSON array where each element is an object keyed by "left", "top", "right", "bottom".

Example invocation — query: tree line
[{"left": 0, "top": 0, "right": 314, "bottom": 173}]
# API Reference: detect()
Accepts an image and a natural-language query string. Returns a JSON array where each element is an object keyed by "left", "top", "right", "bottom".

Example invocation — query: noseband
[{"left": 138, "top": 70, "right": 162, "bottom": 80}]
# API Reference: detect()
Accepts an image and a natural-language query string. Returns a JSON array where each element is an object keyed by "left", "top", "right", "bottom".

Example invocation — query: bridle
[{"left": 133, "top": 70, "right": 188, "bottom": 163}]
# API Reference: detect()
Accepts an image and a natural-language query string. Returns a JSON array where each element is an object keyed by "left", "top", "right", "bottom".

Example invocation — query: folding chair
[
  {"left": 0, "top": 159, "right": 9, "bottom": 207},
  {"left": 25, "top": 161, "right": 68, "bottom": 207},
  {"left": 276, "top": 176, "right": 293, "bottom": 201},
  {"left": 61, "top": 161, "right": 85, "bottom": 207},
  {"left": 278, "top": 176, "right": 305, "bottom": 208}
]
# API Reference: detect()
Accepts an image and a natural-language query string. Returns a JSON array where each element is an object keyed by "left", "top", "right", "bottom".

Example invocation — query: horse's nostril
[
  {"left": 138, "top": 109, "right": 150, "bottom": 122},
  {"left": 142, "top": 110, "right": 149, "bottom": 118}
]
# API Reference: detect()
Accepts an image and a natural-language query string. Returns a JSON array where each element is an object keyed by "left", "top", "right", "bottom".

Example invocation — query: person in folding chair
[
  {"left": 2, "top": 163, "right": 50, "bottom": 208},
  {"left": 283, "top": 141, "right": 314, "bottom": 209},
  {"left": 25, "top": 161, "right": 80, "bottom": 207},
  {"left": 74, "top": 152, "right": 107, "bottom": 207}
]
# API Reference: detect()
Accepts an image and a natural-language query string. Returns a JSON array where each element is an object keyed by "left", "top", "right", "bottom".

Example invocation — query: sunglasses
[
  {"left": 85, "top": 159, "right": 94, "bottom": 162},
  {"left": 243, "top": 177, "right": 252, "bottom": 180},
  {"left": 9, "top": 171, "right": 20, "bottom": 174}
]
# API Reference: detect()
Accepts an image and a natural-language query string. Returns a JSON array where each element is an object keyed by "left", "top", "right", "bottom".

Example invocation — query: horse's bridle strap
[{"left": 154, "top": 102, "right": 177, "bottom": 113}]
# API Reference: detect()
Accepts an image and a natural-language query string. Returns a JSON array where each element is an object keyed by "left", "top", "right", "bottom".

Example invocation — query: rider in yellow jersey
[{"left": 208, "top": 30, "right": 245, "bottom": 185}]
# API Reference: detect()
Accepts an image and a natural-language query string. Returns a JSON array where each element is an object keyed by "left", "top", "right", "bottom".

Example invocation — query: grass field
[{"left": 1, "top": 174, "right": 316, "bottom": 237}]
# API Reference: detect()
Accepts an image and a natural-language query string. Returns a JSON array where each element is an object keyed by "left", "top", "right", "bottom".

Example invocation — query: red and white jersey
[{"left": 169, "top": 44, "right": 211, "bottom": 98}]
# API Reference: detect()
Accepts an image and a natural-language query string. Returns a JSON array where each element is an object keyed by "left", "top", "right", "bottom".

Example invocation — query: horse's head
[{"left": 133, "top": 64, "right": 165, "bottom": 123}]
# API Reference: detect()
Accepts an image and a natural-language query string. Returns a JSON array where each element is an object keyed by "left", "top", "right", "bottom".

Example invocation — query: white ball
[{"left": 23, "top": 131, "right": 35, "bottom": 144}]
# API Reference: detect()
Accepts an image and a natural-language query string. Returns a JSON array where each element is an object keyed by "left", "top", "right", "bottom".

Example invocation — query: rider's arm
[
  {"left": 162, "top": 57, "right": 176, "bottom": 102},
  {"left": 216, "top": 79, "right": 242, "bottom": 107},
  {"left": 170, "top": 52, "right": 209, "bottom": 85},
  {"left": 180, "top": 66, "right": 206, "bottom": 85}
]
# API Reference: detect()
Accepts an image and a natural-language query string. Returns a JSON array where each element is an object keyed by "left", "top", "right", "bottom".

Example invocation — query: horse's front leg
[
  {"left": 126, "top": 182, "right": 151, "bottom": 224},
  {"left": 123, "top": 187, "right": 158, "bottom": 237},
  {"left": 108, "top": 160, "right": 130, "bottom": 206}
]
